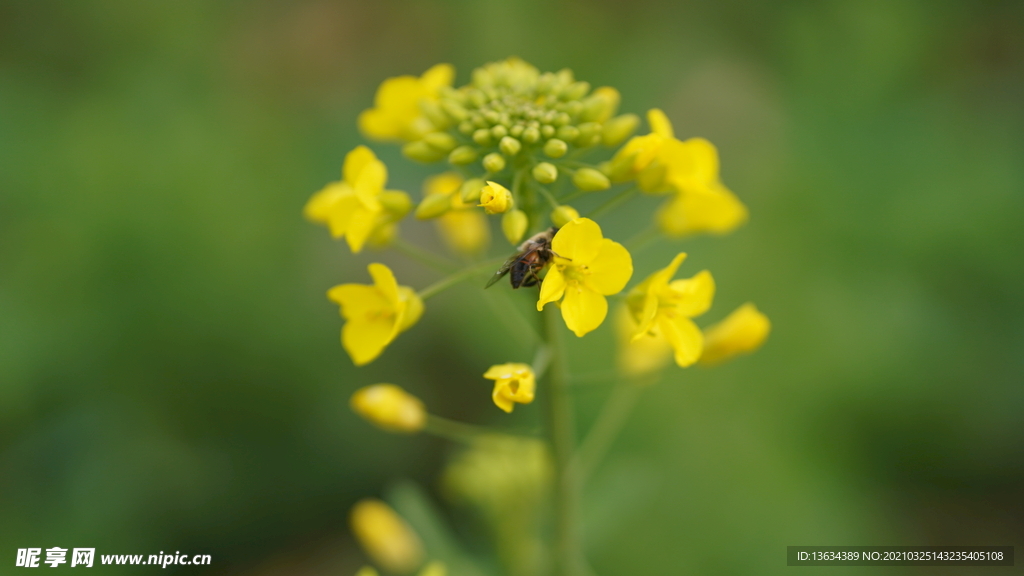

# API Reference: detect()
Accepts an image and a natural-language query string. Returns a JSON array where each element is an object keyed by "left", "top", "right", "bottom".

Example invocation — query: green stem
[
  {"left": 567, "top": 379, "right": 645, "bottom": 487},
  {"left": 543, "top": 307, "right": 583, "bottom": 576},
  {"left": 536, "top": 184, "right": 561, "bottom": 210},
  {"left": 417, "top": 256, "right": 507, "bottom": 300},
  {"left": 424, "top": 414, "right": 536, "bottom": 444},
  {"left": 585, "top": 186, "right": 638, "bottom": 220},
  {"left": 624, "top": 225, "right": 659, "bottom": 253},
  {"left": 391, "top": 237, "right": 459, "bottom": 273}
]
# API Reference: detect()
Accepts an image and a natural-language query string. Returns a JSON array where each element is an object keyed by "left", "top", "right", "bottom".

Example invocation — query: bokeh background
[{"left": 2, "top": 0, "right": 1023, "bottom": 574}]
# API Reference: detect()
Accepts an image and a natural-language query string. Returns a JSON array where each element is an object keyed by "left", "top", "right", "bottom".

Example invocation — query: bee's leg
[{"left": 549, "top": 250, "right": 570, "bottom": 261}]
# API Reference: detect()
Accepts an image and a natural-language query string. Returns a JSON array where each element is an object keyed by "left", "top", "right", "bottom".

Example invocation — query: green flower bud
[
  {"left": 460, "top": 178, "right": 485, "bottom": 203},
  {"left": 472, "top": 128, "right": 492, "bottom": 146},
  {"left": 424, "top": 132, "right": 457, "bottom": 152},
  {"left": 564, "top": 100, "right": 583, "bottom": 117},
  {"left": 499, "top": 136, "right": 522, "bottom": 157},
  {"left": 415, "top": 193, "right": 452, "bottom": 220},
  {"left": 484, "top": 110, "right": 501, "bottom": 125},
  {"left": 510, "top": 124, "right": 524, "bottom": 137},
  {"left": 532, "top": 162, "right": 558, "bottom": 184},
  {"left": 440, "top": 99, "right": 469, "bottom": 122},
  {"left": 575, "top": 122, "right": 600, "bottom": 147},
  {"left": 467, "top": 89, "right": 487, "bottom": 108},
  {"left": 448, "top": 145, "right": 479, "bottom": 165},
  {"left": 550, "top": 205, "right": 580, "bottom": 227},
  {"left": 561, "top": 81, "right": 591, "bottom": 101},
  {"left": 483, "top": 152, "right": 506, "bottom": 173},
  {"left": 543, "top": 138, "right": 568, "bottom": 158},
  {"left": 379, "top": 191, "right": 412, "bottom": 218},
  {"left": 572, "top": 167, "right": 611, "bottom": 191},
  {"left": 458, "top": 121, "right": 475, "bottom": 135},
  {"left": 522, "top": 126, "right": 540, "bottom": 144},
  {"left": 420, "top": 101, "right": 450, "bottom": 130},
  {"left": 580, "top": 87, "right": 620, "bottom": 122},
  {"left": 491, "top": 124, "right": 508, "bottom": 139},
  {"left": 541, "top": 125, "right": 555, "bottom": 138},
  {"left": 556, "top": 125, "right": 579, "bottom": 142},
  {"left": 502, "top": 209, "right": 528, "bottom": 245},
  {"left": 403, "top": 141, "right": 445, "bottom": 163},
  {"left": 602, "top": 113, "right": 640, "bottom": 147},
  {"left": 553, "top": 112, "right": 571, "bottom": 127}
]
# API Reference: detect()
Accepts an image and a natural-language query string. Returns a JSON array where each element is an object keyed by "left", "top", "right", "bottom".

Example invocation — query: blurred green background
[{"left": 2, "top": 0, "right": 1023, "bottom": 574}]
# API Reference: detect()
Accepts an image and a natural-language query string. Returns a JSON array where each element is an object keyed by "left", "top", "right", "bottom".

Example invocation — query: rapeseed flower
[
  {"left": 479, "top": 181, "right": 513, "bottom": 214},
  {"left": 483, "top": 363, "right": 536, "bottom": 413},
  {"left": 626, "top": 253, "right": 714, "bottom": 367},
  {"left": 358, "top": 64, "right": 455, "bottom": 142},
  {"left": 655, "top": 138, "right": 748, "bottom": 237},
  {"left": 537, "top": 218, "right": 633, "bottom": 337},
  {"left": 615, "top": 305, "right": 673, "bottom": 378},
  {"left": 420, "top": 173, "right": 489, "bottom": 254},
  {"left": 328, "top": 263, "right": 423, "bottom": 366},
  {"left": 699, "top": 303, "right": 771, "bottom": 365},
  {"left": 304, "top": 146, "right": 410, "bottom": 253},
  {"left": 350, "top": 384, "right": 426, "bottom": 433}
]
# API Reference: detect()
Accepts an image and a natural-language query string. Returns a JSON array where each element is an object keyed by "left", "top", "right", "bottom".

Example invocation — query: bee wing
[{"left": 484, "top": 254, "right": 520, "bottom": 288}]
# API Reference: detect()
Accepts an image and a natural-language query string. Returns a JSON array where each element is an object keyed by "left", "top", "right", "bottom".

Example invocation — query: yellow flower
[
  {"left": 483, "top": 363, "right": 536, "bottom": 413},
  {"left": 328, "top": 263, "right": 423, "bottom": 366},
  {"left": 605, "top": 109, "right": 674, "bottom": 188},
  {"left": 537, "top": 218, "right": 633, "bottom": 337},
  {"left": 626, "top": 253, "right": 714, "bottom": 367},
  {"left": 350, "top": 384, "right": 426, "bottom": 433},
  {"left": 417, "top": 561, "right": 447, "bottom": 576},
  {"left": 699, "top": 303, "right": 771, "bottom": 365},
  {"left": 478, "top": 181, "right": 513, "bottom": 214},
  {"left": 615, "top": 305, "right": 672, "bottom": 378},
  {"left": 350, "top": 499, "right": 424, "bottom": 574},
  {"left": 358, "top": 63, "right": 455, "bottom": 142},
  {"left": 304, "top": 146, "right": 410, "bottom": 253},
  {"left": 422, "top": 173, "right": 489, "bottom": 254},
  {"left": 356, "top": 567, "right": 380, "bottom": 576},
  {"left": 655, "top": 138, "right": 748, "bottom": 237}
]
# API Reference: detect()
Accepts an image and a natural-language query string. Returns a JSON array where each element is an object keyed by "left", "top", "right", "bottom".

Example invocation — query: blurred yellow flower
[
  {"left": 605, "top": 108, "right": 674, "bottom": 187},
  {"left": 626, "top": 253, "right": 714, "bottom": 367},
  {"left": 350, "top": 499, "right": 424, "bottom": 574},
  {"left": 537, "top": 218, "right": 633, "bottom": 337},
  {"left": 484, "top": 363, "right": 536, "bottom": 413},
  {"left": 350, "top": 384, "right": 426, "bottom": 433},
  {"left": 328, "top": 263, "right": 423, "bottom": 366},
  {"left": 417, "top": 561, "right": 447, "bottom": 576},
  {"left": 655, "top": 138, "right": 748, "bottom": 237},
  {"left": 699, "top": 303, "right": 771, "bottom": 365},
  {"left": 355, "top": 567, "right": 379, "bottom": 576},
  {"left": 614, "top": 305, "right": 673, "bottom": 378},
  {"left": 304, "top": 146, "right": 410, "bottom": 253},
  {"left": 422, "top": 173, "right": 490, "bottom": 254},
  {"left": 478, "top": 181, "right": 513, "bottom": 214},
  {"left": 358, "top": 63, "right": 455, "bottom": 142}
]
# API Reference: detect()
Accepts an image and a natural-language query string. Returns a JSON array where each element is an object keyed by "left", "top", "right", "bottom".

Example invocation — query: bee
[{"left": 485, "top": 227, "right": 558, "bottom": 289}]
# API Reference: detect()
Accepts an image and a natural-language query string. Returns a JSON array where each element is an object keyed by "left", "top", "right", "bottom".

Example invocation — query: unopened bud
[
  {"left": 415, "top": 193, "right": 452, "bottom": 220},
  {"left": 575, "top": 122, "right": 601, "bottom": 147},
  {"left": 402, "top": 141, "right": 445, "bottom": 163},
  {"left": 581, "top": 87, "right": 621, "bottom": 122},
  {"left": 379, "top": 191, "right": 412, "bottom": 218},
  {"left": 499, "top": 136, "right": 522, "bottom": 157},
  {"left": 522, "top": 126, "right": 540, "bottom": 143},
  {"left": 350, "top": 384, "right": 426, "bottom": 433},
  {"left": 448, "top": 145, "right": 478, "bottom": 165},
  {"left": 510, "top": 124, "right": 524, "bottom": 138},
  {"left": 483, "top": 153, "right": 506, "bottom": 173},
  {"left": 602, "top": 114, "right": 640, "bottom": 147},
  {"left": 532, "top": 162, "right": 558, "bottom": 184},
  {"left": 350, "top": 498, "right": 425, "bottom": 574},
  {"left": 541, "top": 124, "right": 556, "bottom": 138},
  {"left": 543, "top": 138, "right": 568, "bottom": 158},
  {"left": 472, "top": 128, "right": 492, "bottom": 146},
  {"left": 440, "top": 99, "right": 469, "bottom": 122},
  {"left": 572, "top": 167, "right": 611, "bottom": 191},
  {"left": 491, "top": 124, "right": 508, "bottom": 139},
  {"left": 556, "top": 125, "right": 579, "bottom": 142},
  {"left": 561, "top": 81, "right": 591, "bottom": 101},
  {"left": 424, "top": 131, "right": 457, "bottom": 152},
  {"left": 502, "top": 209, "right": 528, "bottom": 244},
  {"left": 460, "top": 178, "right": 485, "bottom": 203},
  {"left": 550, "top": 205, "right": 580, "bottom": 227},
  {"left": 420, "top": 101, "right": 450, "bottom": 130}
]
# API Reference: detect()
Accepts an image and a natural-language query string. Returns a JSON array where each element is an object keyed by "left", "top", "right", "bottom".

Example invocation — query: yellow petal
[
  {"left": 420, "top": 63, "right": 455, "bottom": 92},
  {"left": 584, "top": 239, "right": 633, "bottom": 295},
  {"left": 537, "top": 265, "right": 566, "bottom": 311},
  {"left": 343, "top": 146, "right": 379, "bottom": 185},
  {"left": 657, "top": 185, "right": 748, "bottom": 237},
  {"left": 647, "top": 108, "right": 674, "bottom": 139},
  {"left": 423, "top": 172, "right": 463, "bottom": 197},
  {"left": 631, "top": 291, "right": 659, "bottom": 340},
  {"left": 699, "top": 303, "right": 771, "bottom": 365},
  {"left": 343, "top": 316, "right": 395, "bottom": 366},
  {"left": 658, "top": 314, "right": 703, "bottom": 367},
  {"left": 667, "top": 270, "right": 715, "bottom": 318},
  {"left": 395, "top": 287, "right": 424, "bottom": 333},
  {"left": 303, "top": 182, "right": 348, "bottom": 223},
  {"left": 437, "top": 210, "right": 489, "bottom": 254},
  {"left": 561, "top": 284, "right": 607, "bottom": 337},
  {"left": 358, "top": 108, "right": 400, "bottom": 141},
  {"left": 368, "top": 263, "right": 400, "bottom": 306},
  {"left": 344, "top": 206, "right": 380, "bottom": 253},
  {"left": 551, "top": 217, "right": 602, "bottom": 266},
  {"left": 615, "top": 305, "right": 673, "bottom": 378},
  {"left": 354, "top": 159, "right": 387, "bottom": 206},
  {"left": 492, "top": 385, "right": 516, "bottom": 413},
  {"left": 327, "top": 284, "right": 389, "bottom": 319}
]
